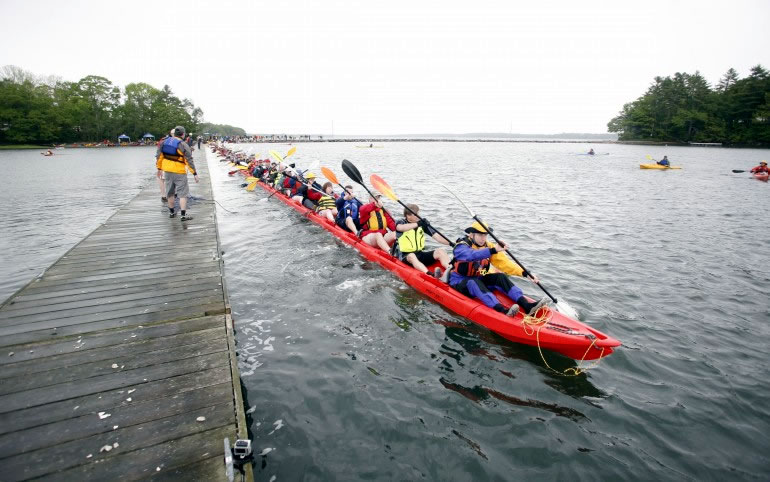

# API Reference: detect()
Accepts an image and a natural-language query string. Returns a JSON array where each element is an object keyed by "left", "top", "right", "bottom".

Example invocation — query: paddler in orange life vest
[
  {"left": 750, "top": 160, "right": 769, "bottom": 174},
  {"left": 358, "top": 193, "right": 396, "bottom": 253},
  {"left": 449, "top": 222, "right": 545, "bottom": 316}
]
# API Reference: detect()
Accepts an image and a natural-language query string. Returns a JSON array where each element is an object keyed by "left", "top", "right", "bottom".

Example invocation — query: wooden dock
[{"left": 0, "top": 148, "right": 251, "bottom": 481}]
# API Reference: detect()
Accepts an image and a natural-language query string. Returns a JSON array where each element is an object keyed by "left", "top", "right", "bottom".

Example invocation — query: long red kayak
[
  {"left": 228, "top": 169, "right": 620, "bottom": 361},
  {"left": 753, "top": 172, "right": 769, "bottom": 182}
]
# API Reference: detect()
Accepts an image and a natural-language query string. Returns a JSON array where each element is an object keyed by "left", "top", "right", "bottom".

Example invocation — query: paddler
[
  {"left": 359, "top": 193, "right": 396, "bottom": 253},
  {"left": 449, "top": 222, "right": 545, "bottom": 316},
  {"left": 393, "top": 204, "right": 451, "bottom": 277},
  {"left": 657, "top": 155, "right": 670, "bottom": 167},
  {"left": 315, "top": 182, "right": 339, "bottom": 222},
  {"left": 750, "top": 161, "right": 769, "bottom": 174},
  {"left": 335, "top": 185, "right": 362, "bottom": 233},
  {"left": 292, "top": 172, "right": 323, "bottom": 209},
  {"left": 588, "top": 148, "right": 595, "bottom": 155}
]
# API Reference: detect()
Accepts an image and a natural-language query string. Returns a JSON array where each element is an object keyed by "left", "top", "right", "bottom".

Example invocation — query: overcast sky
[{"left": 1, "top": 0, "right": 768, "bottom": 135}]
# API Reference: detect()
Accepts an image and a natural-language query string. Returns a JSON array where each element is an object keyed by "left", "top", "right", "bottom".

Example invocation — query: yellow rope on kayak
[{"left": 521, "top": 305, "right": 606, "bottom": 376}]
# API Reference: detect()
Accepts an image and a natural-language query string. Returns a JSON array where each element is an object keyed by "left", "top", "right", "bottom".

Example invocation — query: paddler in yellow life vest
[
  {"left": 315, "top": 182, "right": 339, "bottom": 222},
  {"left": 394, "top": 204, "right": 451, "bottom": 277},
  {"left": 358, "top": 193, "right": 397, "bottom": 253},
  {"left": 449, "top": 222, "right": 545, "bottom": 316},
  {"left": 156, "top": 125, "right": 198, "bottom": 221}
]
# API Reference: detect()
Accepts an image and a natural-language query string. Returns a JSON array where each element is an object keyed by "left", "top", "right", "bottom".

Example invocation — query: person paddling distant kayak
[
  {"left": 588, "top": 148, "right": 595, "bottom": 155},
  {"left": 657, "top": 156, "right": 670, "bottom": 167},
  {"left": 393, "top": 204, "right": 451, "bottom": 277},
  {"left": 449, "top": 222, "right": 545, "bottom": 317},
  {"left": 750, "top": 161, "right": 769, "bottom": 174}
]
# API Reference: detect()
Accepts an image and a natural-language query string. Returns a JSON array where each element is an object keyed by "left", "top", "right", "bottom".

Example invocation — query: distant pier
[{"left": 0, "top": 149, "right": 251, "bottom": 481}]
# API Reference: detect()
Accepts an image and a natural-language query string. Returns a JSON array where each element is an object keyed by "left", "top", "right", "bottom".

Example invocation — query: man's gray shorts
[{"left": 165, "top": 172, "right": 190, "bottom": 198}]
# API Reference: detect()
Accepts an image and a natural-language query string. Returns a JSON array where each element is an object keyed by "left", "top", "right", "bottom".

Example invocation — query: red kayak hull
[
  {"left": 237, "top": 172, "right": 620, "bottom": 361},
  {"left": 753, "top": 172, "right": 769, "bottom": 182}
]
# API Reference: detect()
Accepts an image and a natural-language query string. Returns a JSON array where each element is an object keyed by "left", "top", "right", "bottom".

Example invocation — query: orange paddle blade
[
  {"left": 321, "top": 166, "right": 339, "bottom": 184},
  {"left": 370, "top": 174, "right": 398, "bottom": 201}
]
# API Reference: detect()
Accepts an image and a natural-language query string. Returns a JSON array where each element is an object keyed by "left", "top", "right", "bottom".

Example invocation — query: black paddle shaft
[
  {"left": 474, "top": 216, "right": 558, "bottom": 304},
  {"left": 341, "top": 159, "right": 396, "bottom": 220},
  {"left": 395, "top": 199, "right": 455, "bottom": 247}
]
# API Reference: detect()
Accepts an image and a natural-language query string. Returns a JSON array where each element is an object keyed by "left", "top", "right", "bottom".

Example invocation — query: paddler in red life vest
[
  {"left": 449, "top": 222, "right": 545, "bottom": 316},
  {"left": 359, "top": 193, "right": 396, "bottom": 253},
  {"left": 750, "top": 161, "right": 769, "bottom": 174}
]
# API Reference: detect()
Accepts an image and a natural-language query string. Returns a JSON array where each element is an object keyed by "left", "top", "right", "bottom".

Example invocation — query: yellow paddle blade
[
  {"left": 236, "top": 165, "right": 247, "bottom": 170},
  {"left": 286, "top": 147, "right": 297, "bottom": 158},
  {"left": 246, "top": 180, "right": 258, "bottom": 191},
  {"left": 270, "top": 150, "right": 283, "bottom": 163},
  {"left": 646, "top": 155, "right": 653, "bottom": 161},
  {"left": 228, "top": 162, "right": 235, "bottom": 166},
  {"left": 370, "top": 174, "right": 398, "bottom": 201},
  {"left": 245, "top": 177, "right": 258, "bottom": 181},
  {"left": 321, "top": 166, "right": 339, "bottom": 185}
]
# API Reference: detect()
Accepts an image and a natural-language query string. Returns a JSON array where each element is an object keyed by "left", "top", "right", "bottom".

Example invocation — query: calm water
[
  {"left": 207, "top": 142, "right": 769, "bottom": 481},
  {"left": 1, "top": 142, "right": 767, "bottom": 480},
  {"left": 0, "top": 147, "right": 157, "bottom": 302}
]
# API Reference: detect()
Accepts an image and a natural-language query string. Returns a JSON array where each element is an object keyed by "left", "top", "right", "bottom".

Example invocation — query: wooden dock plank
[{"left": 0, "top": 147, "right": 250, "bottom": 481}]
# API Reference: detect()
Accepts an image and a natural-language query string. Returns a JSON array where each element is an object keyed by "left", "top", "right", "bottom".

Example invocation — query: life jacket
[
  {"left": 160, "top": 137, "right": 185, "bottom": 163},
  {"left": 397, "top": 226, "right": 425, "bottom": 253},
  {"left": 452, "top": 237, "right": 491, "bottom": 277},
  {"left": 364, "top": 208, "right": 387, "bottom": 231},
  {"left": 316, "top": 195, "right": 336, "bottom": 212}
]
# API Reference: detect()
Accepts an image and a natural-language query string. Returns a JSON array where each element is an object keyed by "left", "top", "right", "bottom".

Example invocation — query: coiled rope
[{"left": 520, "top": 305, "right": 605, "bottom": 376}]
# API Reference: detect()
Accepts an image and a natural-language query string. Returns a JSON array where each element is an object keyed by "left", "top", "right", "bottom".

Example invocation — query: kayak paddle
[
  {"left": 440, "top": 183, "right": 559, "bottom": 305},
  {"left": 341, "top": 159, "right": 396, "bottom": 220},
  {"left": 370, "top": 174, "right": 454, "bottom": 246},
  {"left": 732, "top": 170, "right": 746, "bottom": 173}
]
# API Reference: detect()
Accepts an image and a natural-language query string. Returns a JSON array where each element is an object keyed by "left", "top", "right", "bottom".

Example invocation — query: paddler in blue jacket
[
  {"left": 657, "top": 155, "right": 670, "bottom": 167},
  {"left": 335, "top": 185, "right": 362, "bottom": 233},
  {"left": 450, "top": 222, "right": 545, "bottom": 316}
]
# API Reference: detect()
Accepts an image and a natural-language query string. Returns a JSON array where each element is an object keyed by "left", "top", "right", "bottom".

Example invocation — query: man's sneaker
[
  {"left": 432, "top": 268, "right": 442, "bottom": 279},
  {"left": 180, "top": 215, "right": 193, "bottom": 222},
  {"left": 161, "top": 196, "right": 167, "bottom": 203},
  {"left": 506, "top": 304, "right": 519, "bottom": 317},
  {"left": 526, "top": 299, "right": 547, "bottom": 316},
  {"left": 169, "top": 212, "right": 176, "bottom": 218}
]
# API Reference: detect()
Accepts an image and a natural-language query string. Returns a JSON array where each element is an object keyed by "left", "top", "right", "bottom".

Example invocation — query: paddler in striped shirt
[{"left": 315, "top": 182, "right": 339, "bottom": 222}]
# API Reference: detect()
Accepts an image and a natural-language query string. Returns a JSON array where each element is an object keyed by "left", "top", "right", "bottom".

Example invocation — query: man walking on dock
[{"left": 156, "top": 125, "right": 198, "bottom": 221}]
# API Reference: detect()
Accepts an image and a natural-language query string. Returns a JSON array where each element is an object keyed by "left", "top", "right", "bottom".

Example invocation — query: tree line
[
  {"left": 0, "top": 65, "right": 205, "bottom": 145},
  {"left": 608, "top": 65, "right": 770, "bottom": 145}
]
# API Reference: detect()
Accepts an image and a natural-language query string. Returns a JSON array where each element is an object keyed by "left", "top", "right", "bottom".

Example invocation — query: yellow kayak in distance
[{"left": 640, "top": 163, "right": 682, "bottom": 170}]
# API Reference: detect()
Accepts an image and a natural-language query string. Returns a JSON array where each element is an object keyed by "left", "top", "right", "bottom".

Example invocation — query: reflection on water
[
  {"left": 0, "top": 147, "right": 156, "bottom": 303},
  {"left": 207, "top": 143, "right": 770, "bottom": 480}
]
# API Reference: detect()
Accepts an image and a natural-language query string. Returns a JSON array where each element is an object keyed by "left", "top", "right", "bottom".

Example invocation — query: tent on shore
[
  {"left": 118, "top": 134, "right": 130, "bottom": 144},
  {"left": 142, "top": 133, "right": 155, "bottom": 139}
]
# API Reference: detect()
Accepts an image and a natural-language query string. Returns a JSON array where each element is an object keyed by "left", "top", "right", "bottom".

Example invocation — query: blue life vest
[
  {"left": 336, "top": 198, "right": 361, "bottom": 230},
  {"left": 161, "top": 137, "right": 183, "bottom": 161}
]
